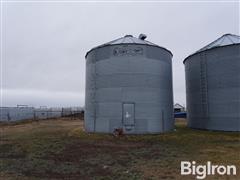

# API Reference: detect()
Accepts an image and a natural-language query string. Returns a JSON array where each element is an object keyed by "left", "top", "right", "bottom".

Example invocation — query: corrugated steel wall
[
  {"left": 185, "top": 45, "right": 240, "bottom": 131},
  {"left": 85, "top": 44, "right": 174, "bottom": 134}
]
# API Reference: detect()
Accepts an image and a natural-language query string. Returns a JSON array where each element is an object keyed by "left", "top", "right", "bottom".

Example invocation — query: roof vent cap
[
  {"left": 138, "top": 33, "right": 147, "bottom": 40},
  {"left": 124, "top": 35, "right": 133, "bottom": 37}
]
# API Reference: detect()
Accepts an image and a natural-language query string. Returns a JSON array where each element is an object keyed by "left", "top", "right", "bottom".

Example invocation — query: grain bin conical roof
[
  {"left": 196, "top": 33, "right": 240, "bottom": 53},
  {"left": 184, "top": 34, "right": 240, "bottom": 63},
  {"left": 102, "top": 35, "right": 157, "bottom": 46},
  {"left": 85, "top": 34, "right": 172, "bottom": 57}
]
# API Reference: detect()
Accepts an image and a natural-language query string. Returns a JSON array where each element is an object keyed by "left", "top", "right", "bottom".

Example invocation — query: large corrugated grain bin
[
  {"left": 85, "top": 34, "right": 174, "bottom": 134},
  {"left": 184, "top": 34, "right": 240, "bottom": 131}
]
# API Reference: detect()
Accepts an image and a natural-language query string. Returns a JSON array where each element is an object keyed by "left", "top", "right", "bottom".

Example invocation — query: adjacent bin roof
[
  {"left": 184, "top": 33, "right": 240, "bottom": 63},
  {"left": 196, "top": 33, "right": 240, "bottom": 53}
]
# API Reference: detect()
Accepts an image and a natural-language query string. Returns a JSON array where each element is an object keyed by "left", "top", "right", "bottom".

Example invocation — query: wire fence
[{"left": 0, "top": 106, "right": 84, "bottom": 122}]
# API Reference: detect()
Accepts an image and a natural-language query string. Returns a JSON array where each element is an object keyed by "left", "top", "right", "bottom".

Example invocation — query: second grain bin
[
  {"left": 85, "top": 34, "right": 174, "bottom": 134},
  {"left": 184, "top": 34, "right": 240, "bottom": 131}
]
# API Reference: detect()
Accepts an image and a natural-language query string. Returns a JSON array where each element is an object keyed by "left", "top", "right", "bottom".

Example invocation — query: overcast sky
[{"left": 1, "top": 1, "right": 239, "bottom": 107}]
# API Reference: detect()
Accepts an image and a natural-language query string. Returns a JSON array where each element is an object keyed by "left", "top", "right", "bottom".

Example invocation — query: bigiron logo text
[{"left": 181, "top": 161, "right": 237, "bottom": 179}]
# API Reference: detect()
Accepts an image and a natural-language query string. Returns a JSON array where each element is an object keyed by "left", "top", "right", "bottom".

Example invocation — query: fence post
[{"left": 7, "top": 112, "right": 10, "bottom": 122}]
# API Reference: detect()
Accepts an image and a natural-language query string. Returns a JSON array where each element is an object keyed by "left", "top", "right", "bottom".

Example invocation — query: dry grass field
[{"left": 0, "top": 117, "right": 239, "bottom": 180}]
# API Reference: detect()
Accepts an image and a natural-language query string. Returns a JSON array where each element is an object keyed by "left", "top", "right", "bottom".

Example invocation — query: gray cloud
[{"left": 1, "top": 2, "right": 239, "bottom": 107}]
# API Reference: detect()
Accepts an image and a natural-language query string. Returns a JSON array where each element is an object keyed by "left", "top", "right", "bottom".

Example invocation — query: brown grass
[{"left": 0, "top": 117, "right": 239, "bottom": 180}]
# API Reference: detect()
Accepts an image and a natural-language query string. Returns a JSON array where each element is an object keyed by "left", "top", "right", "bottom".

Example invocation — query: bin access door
[{"left": 123, "top": 103, "right": 135, "bottom": 127}]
